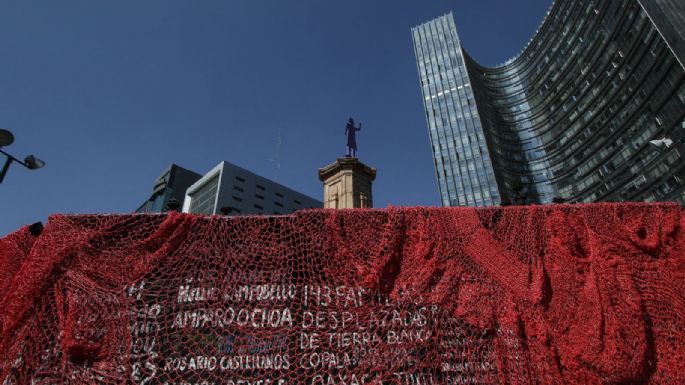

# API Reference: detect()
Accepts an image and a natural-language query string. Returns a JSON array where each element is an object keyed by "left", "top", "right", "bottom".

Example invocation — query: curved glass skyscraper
[{"left": 412, "top": 0, "right": 685, "bottom": 206}]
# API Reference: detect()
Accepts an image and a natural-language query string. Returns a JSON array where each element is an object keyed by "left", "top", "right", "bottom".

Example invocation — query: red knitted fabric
[
  {"left": 1, "top": 203, "right": 683, "bottom": 385},
  {"left": 0, "top": 225, "right": 37, "bottom": 305}
]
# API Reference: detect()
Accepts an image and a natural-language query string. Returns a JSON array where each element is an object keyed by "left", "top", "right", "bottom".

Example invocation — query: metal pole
[
  {"left": 0, "top": 155, "right": 12, "bottom": 184},
  {"left": 0, "top": 148, "right": 29, "bottom": 184}
]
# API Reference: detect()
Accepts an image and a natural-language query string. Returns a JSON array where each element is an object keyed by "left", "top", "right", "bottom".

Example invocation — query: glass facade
[
  {"left": 411, "top": 14, "right": 502, "bottom": 207},
  {"left": 136, "top": 164, "right": 201, "bottom": 213},
  {"left": 639, "top": 0, "right": 685, "bottom": 69},
  {"left": 413, "top": 0, "right": 685, "bottom": 206},
  {"left": 188, "top": 174, "right": 220, "bottom": 214}
]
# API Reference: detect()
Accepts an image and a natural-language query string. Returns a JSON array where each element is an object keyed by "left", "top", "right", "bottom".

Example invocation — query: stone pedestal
[{"left": 318, "top": 157, "right": 376, "bottom": 209}]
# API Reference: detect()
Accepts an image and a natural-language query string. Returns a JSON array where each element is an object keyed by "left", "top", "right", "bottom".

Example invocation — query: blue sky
[{"left": 0, "top": 0, "right": 552, "bottom": 235}]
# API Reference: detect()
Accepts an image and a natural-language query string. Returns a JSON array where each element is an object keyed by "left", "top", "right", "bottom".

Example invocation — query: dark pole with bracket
[{"left": 0, "top": 128, "right": 46, "bottom": 184}]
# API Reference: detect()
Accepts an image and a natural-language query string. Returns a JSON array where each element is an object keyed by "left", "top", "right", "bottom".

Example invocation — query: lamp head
[
  {"left": 24, "top": 155, "right": 45, "bottom": 170},
  {"left": 0, "top": 129, "right": 14, "bottom": 147},
  {"left": 649, "top": 137, "right": 674, "bottom": 149}
]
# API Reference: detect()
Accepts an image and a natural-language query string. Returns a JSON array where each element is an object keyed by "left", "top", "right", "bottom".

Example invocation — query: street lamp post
[{"left": 0, "top": 129, "right": 46, "bottom": 184}]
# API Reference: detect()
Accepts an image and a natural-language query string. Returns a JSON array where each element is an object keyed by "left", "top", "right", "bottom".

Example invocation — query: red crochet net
[{"left": 1, "top": 203, "right": 684, "bottom": 385}]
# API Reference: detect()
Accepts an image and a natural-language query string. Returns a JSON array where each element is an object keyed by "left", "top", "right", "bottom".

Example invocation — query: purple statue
[{"left": 345, "top": 118, "right": 361, "bottom": 157}]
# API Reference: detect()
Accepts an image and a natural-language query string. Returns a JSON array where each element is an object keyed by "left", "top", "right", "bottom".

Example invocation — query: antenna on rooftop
[{"left": 268, "top": 130, "right": 282, "bottom": 180}]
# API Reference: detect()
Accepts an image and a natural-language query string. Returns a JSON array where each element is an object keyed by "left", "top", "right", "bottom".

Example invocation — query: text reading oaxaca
[{"left": 0, "top": 204, "right": 684, "bottom": 385}]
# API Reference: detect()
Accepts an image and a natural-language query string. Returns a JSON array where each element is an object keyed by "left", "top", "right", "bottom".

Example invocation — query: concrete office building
[
  {"left": 412, "top": 0, "right": 685, "bottom": 206},
  {"left": 182, "top": 161, "right": 321, "bottom": 215},
  {"left": 136, "top": 164, "right": 202, "bottom": 213}
]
